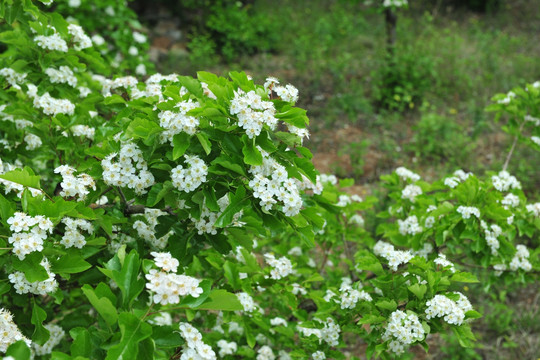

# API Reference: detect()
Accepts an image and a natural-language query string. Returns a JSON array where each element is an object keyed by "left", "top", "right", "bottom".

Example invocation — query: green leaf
[
  {"left": 275, "top": 107, "right": 309, "bottom": 127},
  {"left": 408, "top": 283, "right": 427, "bottom": 300},
  {"left": 51, "top": 253, "right": 91, "bottom": 275},
  {"left": 452, "top": 324, "right": 476, "bottom": 348},
  {"left": 105, "top": 313, "right": 152, "bottom": 360},
  {"left": 215, "top": 187, "right": 249, "bottom": 228},
  {"left": 242, "top": 137, "right": 263, "bottom": 165},
  {"left": 203, "top": 188, "right": 219, "bottom": 212},
  {"left": 146, "top": 181, "right": 173, "bottom": 207},
  {"left": 211, "top": 156, "right": 246, "bottom": 176},
  {"left": 172, "top": 132, "right": 191, "bottom": 160},
  {"left": 450, "top": 272, "right": 479, "bottom": 283},
  {"left": 0, "top": 192, "right": 15, "bottom": 223},
  {"left": 5, "top": 340, "right": 31, "bottom": 360},
  {"left": 12, "top": 252, "right": 48, "bottom": 282},
  {"left": 112, "top": 250, "right": 145, "bottom": 308},
  {"left": 195, "top": 289, "right": 244, "bottom": 311},
  {"left": 196, "top": 133, "right": 212, "bottom": 155},
  {"left": 103, "top": 94, "right": 126, "bottom": 105},
  {"left": 70, "top": 328, "right": 92, "bottom": 358},
  {"left": 179, "top": 279, "right": 212, "bottom": 308},
  {"left": 223, "top": 261, "right": 240, "bottom": 290},
  {"left": 81, "top": 284, "right": 118, "bottom": 327},
  {"left": 357, "top": 314, "right": 386, "bottom": 325},
  {"left": 465, "top": 310, "right": 482, "bottom": 319},
  {"left": 124, "top": 118, "right": 163, "bottom": 145},
  {"left": 31, "top": 301, "right": 50, "bottom": 346},
  {"left": 152, "top": 326, "right": 184, "bottom": 348},
  {"left": 178, "top": 76, "right": 203, "bottom": 97},
  {"left": 0, "top": 167, "right": 40, "bottom": 189},
  {"left": 375, "top": 299, "right": 397, "bottom": 311}
]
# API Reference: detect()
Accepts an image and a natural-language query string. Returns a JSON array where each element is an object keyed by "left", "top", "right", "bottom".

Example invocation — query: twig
[{"left": 502, "top": 120, "right": 526, "bottom": 172}]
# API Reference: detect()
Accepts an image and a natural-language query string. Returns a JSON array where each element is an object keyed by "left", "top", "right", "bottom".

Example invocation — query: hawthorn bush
[{"left": 0, "top": 1, "right": 538, "bottom": 359}]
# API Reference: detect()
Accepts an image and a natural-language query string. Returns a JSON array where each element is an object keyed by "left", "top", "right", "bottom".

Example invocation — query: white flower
[
  {"left": 395, "top": 167, "right": 420, "bottom": 182},
  {"left": 456, "top": 206, "right": 480, "bottom": 219},
  {"left": 401, "top": 184, "right": 422, "bottom": 202}
]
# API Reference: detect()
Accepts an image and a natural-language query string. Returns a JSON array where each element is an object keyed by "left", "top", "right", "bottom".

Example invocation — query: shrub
[{"left": 0, "top": 1, "right": 537, "bottom": 359}]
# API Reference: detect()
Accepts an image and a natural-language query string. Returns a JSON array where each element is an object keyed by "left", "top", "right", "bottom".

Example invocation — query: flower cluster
[
  {"left": 217, "top": 340, "right": 238, "bottom": 357},
  {"left": 264, "top": 77, "right": 299, "bottom": 103},
  {"left": 45, "top": 66, "right": 77, "bottom": 87},
  {"left": 526, "top": 202, "right": 540, "bottom": 217},
  {"left": 60, "top": 217, "right": 93, "bottom": 248},
  {"left": 312, "top": 351, "right": 326, "bottom": 360},
  {"left": 298, "top": 318, "right": 341, "bottom": 347},
  {"left": 102, "top": 142, "right": 155, "bottom": 194},
  {"left": 0, "top": 308, "right": 31, "bottom": 352},
  {"left": 425, "top": 292, "right": 473, "bottom": 325},
  {"left": 491, "top": 170, "right": 521, "bottom": 192},
  {"left": 133, "top": 209, "right": 172, "bottom": 249},
  {"left": 54, "top": 165, "right": 96, "bottom": 201},
  {"left": 383, "top": 310, "right": 424, "bottom": 355},
  {"left": 248, "top": 149, "right": 304, "bottom": 216},
  {"left": 434, "top": 253, "right": 456, "bottom": 272},
  {"left": 501, "top": 193, "right": 520, "bottom": 209},
  {"left": 397, "top": 215, "right": 423, "bottom": 235},
  {"left": 229, "top": 89, "right": 278, "bottom": 138},
  {"left": 383, "top": 0, "right": 408, "bottom": 7},
  {"left": 481, "top": 221, "right": 502, "bottom": 255},
  {"left": 9, "top": 258, "right": 58, "bottom": 295},
  {"left": 28, "top": 86, "right": 75, "bottom": 116},
  {"left": 395, "top": 167, "right": 420, "bottom": 182},
  {"left": 24, "top": 133, "right": 42, "bottom": 150},
  {"left": 67, "top": 24, "right": 92, "bottom": 50},
  {"left": 145, "top": 252, "right": 203, "bottom": 305},
  {"left": 264, "top": 253, "right": 293, "bottom": 280},
  {"left": 401, "top": 184, "right": 422, "bottom": 202},
  {"left": 456, "top": 206, "right": 480, "bottom": 220},
  {"left": 178, "top": 323, "right": 217, "bottom": 360},
  {"left": 33, "top": 323, "right": 65, "bottom": 356},
  {"left": 444, "top": 169, "right": 472, "bottom": 188},
  {"left": 373, "top": 241, "right": 413, "bottom": 271},
  {"left": 71, "top": 124, "right": 95, "bottom": 140},
  {"left": 338, "top": 284, "right": 372, "bottom": 309},
  {"left": 158, "top": 99, "right": 200, "bottom": 143},
  {"left": 257, "top": 345, "right": 275, "bottom": 360},
  {"left": 509, "top": 245, "right": 532, "bottom": 272},
  {"left": 171, "top": 155, "right": 208, "bottom": 192},
  {"left": 7, "top": 212, "right": 53, "bottom": 260},
  {"left": 336, "top": 193, "right": 362, "bottom": 207},
  {"left": 237, "top": 292, "right": 259, "bottom": 313},
  {"left": 34, "top": 32, "right": 68, "bottom": 52},
  {"left": 0, "top": 68, "right": 27, "bottom": 90}
]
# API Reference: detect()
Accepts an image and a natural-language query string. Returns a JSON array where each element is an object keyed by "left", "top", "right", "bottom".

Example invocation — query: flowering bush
[
  {"left": 46, "top": 0, "right": 154, "bottom": 75},
  {"left": 0, "top": 1, "right": 538, "bottom": 360}
]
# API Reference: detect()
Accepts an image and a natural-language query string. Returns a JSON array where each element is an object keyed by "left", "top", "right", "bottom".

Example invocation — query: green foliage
[
  {"left": 0, "top": 1, "right": 539, "bottom": 359},
  {"left": 409, "top": 112, "right": 474, "bottom": 165},
  {"left": 373, "top": 47, "right": 437, "bottom": 112}
]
